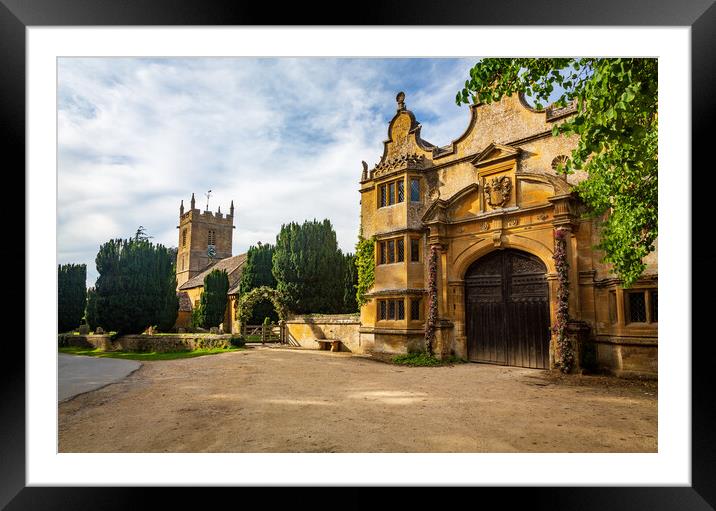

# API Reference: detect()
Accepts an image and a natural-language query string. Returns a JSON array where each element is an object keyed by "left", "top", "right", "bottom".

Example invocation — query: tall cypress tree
[
  {"left": 272, "top": 219, "right": 344, "bottom": 314},
  {"left": 239, "top": 243, "right": 278, "bottom": 323},
  {"left": 342, "top": 253, "right": 359, "bottom": 313},
  {"left": 197, "top": 269, "right": 229, "bottom": 328},
  {"left": 157, "top": 245, "right": 179, "bottom": 332},
  {"left": 85, "top": 286, "right": 98, "bottom": 331},
  {"left": 58, "top": 263, "right": 87, "bottom": 333},
  {"left": 94, "top": 237, "right": 178, "bottom": 335}
]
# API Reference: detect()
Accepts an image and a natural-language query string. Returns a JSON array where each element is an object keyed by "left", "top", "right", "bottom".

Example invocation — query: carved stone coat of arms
[{"left": 483, "top": 176, "right": 512, "bottom": 208}]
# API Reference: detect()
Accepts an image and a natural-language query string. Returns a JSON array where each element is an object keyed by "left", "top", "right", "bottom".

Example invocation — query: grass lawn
[{"left": 59, "top": 346, "right": 242, "bottom": 361}]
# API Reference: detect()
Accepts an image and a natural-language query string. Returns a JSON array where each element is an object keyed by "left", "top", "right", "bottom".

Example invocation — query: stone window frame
[
  {"left": 377, "top": 236, "right": 407, "bottom": 265},
  {"left": 409, "top": 297, "right": 422, "bottom": 321},
  {"left": 208, "top": 229, "right": 216, "bottom": 246},
  {"left": 182, "top": 228, "right": 187, "bottom": 247},
  {"left": 377, "top": 177, "right": 406, "bottom": 209},
  {"left": 409, "top": 177, "right": 421, "bottom": 202},
  {"left": 377, "top": 297, "right": 407, "bottom": 322},
  {"left": 624, "top": 288, "right": 658, "bottom": 325},
  {"left": 409, "top": 237, "right": 420, "bottom": 263}
]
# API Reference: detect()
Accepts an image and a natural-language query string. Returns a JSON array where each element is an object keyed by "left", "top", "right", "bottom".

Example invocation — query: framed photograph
[{"left": 6, "top": 0, "right": 713, "bottom": 507}]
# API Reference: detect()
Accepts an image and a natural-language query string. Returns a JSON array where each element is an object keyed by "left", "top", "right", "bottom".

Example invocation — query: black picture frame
[{"left": 4, "top": 0, "right": 713, "bottom": 508}]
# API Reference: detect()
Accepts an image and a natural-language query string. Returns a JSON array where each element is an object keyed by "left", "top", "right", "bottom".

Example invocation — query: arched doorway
[{"left": 464, "top": 249, "right": 551, "bottom": 369}]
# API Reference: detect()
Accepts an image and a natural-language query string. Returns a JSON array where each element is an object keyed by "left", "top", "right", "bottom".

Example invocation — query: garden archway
[{"left": 235, "top": 286, "right": 289, "bottom": 326}]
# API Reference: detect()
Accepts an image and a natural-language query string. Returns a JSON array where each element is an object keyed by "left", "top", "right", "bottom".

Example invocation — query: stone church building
[
  {"left": 174, "top": 193, "right": 246, "bottom": 332},
  {"left": 358, "top": 92, "right": 657, "bottom": 376}
]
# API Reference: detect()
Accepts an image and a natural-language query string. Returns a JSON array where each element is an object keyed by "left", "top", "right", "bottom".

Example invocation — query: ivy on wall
[
  {"left": 552, "top": 228, "right": 575, "bottom": 373},
  {"left": 355, "top": 235, "right": 376, "bottom": 307},
  {"left": 425, "top": 245, "right": 439, "bottom": 357}
]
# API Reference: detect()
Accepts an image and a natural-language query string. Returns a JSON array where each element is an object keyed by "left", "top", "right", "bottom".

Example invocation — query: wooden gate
[
  {"left": 465, "top": 249, "right": 551, "bottom": 369},
  {"left": 241, "top": 323, "right": 286, "bottom": 343}
]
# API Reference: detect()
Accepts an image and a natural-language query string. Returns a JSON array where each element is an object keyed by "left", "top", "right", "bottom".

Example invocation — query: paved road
[{"left": 58, "top": 354, "right": 141, "bottom": 402}]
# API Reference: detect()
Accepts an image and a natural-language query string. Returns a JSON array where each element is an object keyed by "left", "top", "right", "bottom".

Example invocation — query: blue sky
[{"left": 58, "top": 57, "right": 483, "bottom": 286}]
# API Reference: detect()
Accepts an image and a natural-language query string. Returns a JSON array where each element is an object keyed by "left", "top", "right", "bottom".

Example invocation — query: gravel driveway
[{"left": 58, "top": 347, "right": 657, "bottom": 452}]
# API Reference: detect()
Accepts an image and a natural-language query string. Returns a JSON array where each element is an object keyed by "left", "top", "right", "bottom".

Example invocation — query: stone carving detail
[
  {"left": 373, "top": 152, "right": 426, "bottom": 176},
  {"left": 546, "top": 100, "right": 578, "bottom": 121},
  {"left": 396, "top": 91, "right": 406, "bottom": 111},
  {"left": 361, "top": 161, "right": 368, "bottom": 181},
  {"left": 507, "top": 217, "right": 519, "bottom": 227},
  {"left": 480, "top": 221, "right": 490, "bottom": 231},
  {"left": 483, "top": 176, "right": 512, "bottom": 208},
  {"left": 537, "top": 213, "right": 549, "bottom": 221}
]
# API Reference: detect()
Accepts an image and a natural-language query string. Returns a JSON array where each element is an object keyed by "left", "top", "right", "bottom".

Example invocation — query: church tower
[{"left": 175, "top": 193, "right": 235, "bottom": 288}]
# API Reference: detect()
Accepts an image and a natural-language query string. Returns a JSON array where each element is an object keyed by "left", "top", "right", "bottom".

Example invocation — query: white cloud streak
[{"left": 58, "top": 57, "right": 479, "bottom": 285}]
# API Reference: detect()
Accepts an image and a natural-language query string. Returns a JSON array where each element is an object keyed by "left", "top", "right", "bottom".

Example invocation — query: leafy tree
[
  {"left": 272, "top": 219, "right": 344, "bottom": 314},
  {"left": 58, "top": 263, "right": 87, "bottom": 333},
  {"left": 342, "top": 253, "right": 359, "bottom": 313},
  {"left": 94, "top": 237, "right": 177, "bottom": 335},
  {"left": 456, "top": 58, "right": 657, "bottom": 287},
  {"left": 239, "top": 242, "right": 278, "bottom": 323},
  {"left": 196, "top": 269, "right": 229, "bottom": 328}
]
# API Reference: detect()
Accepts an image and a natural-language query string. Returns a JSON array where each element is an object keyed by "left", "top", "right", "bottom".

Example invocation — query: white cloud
[{"left": 58, "top": 57, "right": 479, "bottom": 285}]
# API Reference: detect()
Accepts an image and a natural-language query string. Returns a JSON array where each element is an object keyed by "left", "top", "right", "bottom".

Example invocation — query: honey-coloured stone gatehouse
[{"left": 356, "top": 92, "right": 657, "bottom": 377}]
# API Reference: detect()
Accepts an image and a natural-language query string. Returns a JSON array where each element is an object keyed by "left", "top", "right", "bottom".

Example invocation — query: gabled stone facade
[{"left": 358, "top": 92, "right": 657, "bottom": 377}]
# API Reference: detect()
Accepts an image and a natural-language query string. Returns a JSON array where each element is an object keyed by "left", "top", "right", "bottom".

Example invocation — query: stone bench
[{"left": 315, "top": 339, "right": 341, "bottom": 352}]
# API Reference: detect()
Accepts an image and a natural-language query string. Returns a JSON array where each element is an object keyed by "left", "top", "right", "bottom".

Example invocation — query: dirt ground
[{"left": 58, "top": 346, "right": 657, "bottom": 453}]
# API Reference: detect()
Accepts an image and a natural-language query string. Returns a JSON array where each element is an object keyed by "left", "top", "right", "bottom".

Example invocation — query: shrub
[
  {"left": 391, "top": 352, "right": 466, "bottom": 367},
  {"left": 230, "top": 335, "right": 246, "bottom": 348}
]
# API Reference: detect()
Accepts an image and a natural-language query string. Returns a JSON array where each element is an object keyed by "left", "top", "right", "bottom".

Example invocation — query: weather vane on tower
[{"left": 205, "top": 190, "right": 212, "bottom": 211}]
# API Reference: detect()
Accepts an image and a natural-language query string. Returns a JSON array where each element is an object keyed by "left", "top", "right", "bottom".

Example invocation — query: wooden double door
[{"left": 465, "top": 249, "right": 551, "bottom": 369}]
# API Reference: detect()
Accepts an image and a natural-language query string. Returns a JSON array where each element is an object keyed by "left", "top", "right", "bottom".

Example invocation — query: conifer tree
[
  {"left": 58, "top": 263, "right": 87, "bottom": 333},
  {"left": 94, "top": 236, "right": 178, "bottom": 335},
  {"left": 197, "top": 269, "right": 229, "bottom": 328},
  {"left": 239, "top": 243, "right": 278, "bottom": 323},
  {"left": 85, "top": 286, "right": 98, "bottom": 331},
  {"left": 272, "top": 219, "right": 344, "bottom": 314},
  {"left": 342, "top": 253, "right": 359, "bottom": 313}
]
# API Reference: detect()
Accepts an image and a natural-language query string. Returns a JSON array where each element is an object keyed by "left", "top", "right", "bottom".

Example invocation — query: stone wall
[
  {"left": 285, "top": 314, "right": 362, "bottom": 353},
  {"left": 58, "top": 333, "right": 234, "bottom": 352}
]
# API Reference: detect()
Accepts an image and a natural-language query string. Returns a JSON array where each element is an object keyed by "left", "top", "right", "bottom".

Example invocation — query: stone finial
[
  {"left": 180, "top": 199, "right": 184, "bottom": 216},
  {"left": 230, "top": 200, "right": 234, "bottom": 216},
  {"left": 361, "top": 161, "right": 368, "bottom": 181},
  {"left": 190, "top": 193, "right": 196, "bottom": 209},
  {"left": 218, "top": 205, "right": 221, "bottom": 214},
  {"left": 396, "top": 91, "right": 406, "bottom": 111}
]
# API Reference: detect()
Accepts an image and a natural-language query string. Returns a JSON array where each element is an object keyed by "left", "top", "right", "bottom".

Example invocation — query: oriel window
[
  {"left": 378, "top": 178, "right": 405, "bottom": 208},
  {"left": 410, "top": 238, "right": 420, "bottom": 262},
  {"left": 410, "top": 299, "right": 421, "bottom": 320},
  {"left": 410, "top": 178, "right": 420, "bottom": 202}
]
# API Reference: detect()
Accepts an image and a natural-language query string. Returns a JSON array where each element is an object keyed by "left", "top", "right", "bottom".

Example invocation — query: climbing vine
[
  {"left": 355, "top": 235, "right": 376, "bottom": 307},
  {"left": 552, "top": 228, "right": 575, "bottom": 373},
  {"left": 235, "top": 286, "right": 288, "bottom": 325},
  {"left": 425, "top": 244, "right": 439, "bottom": 357}
]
